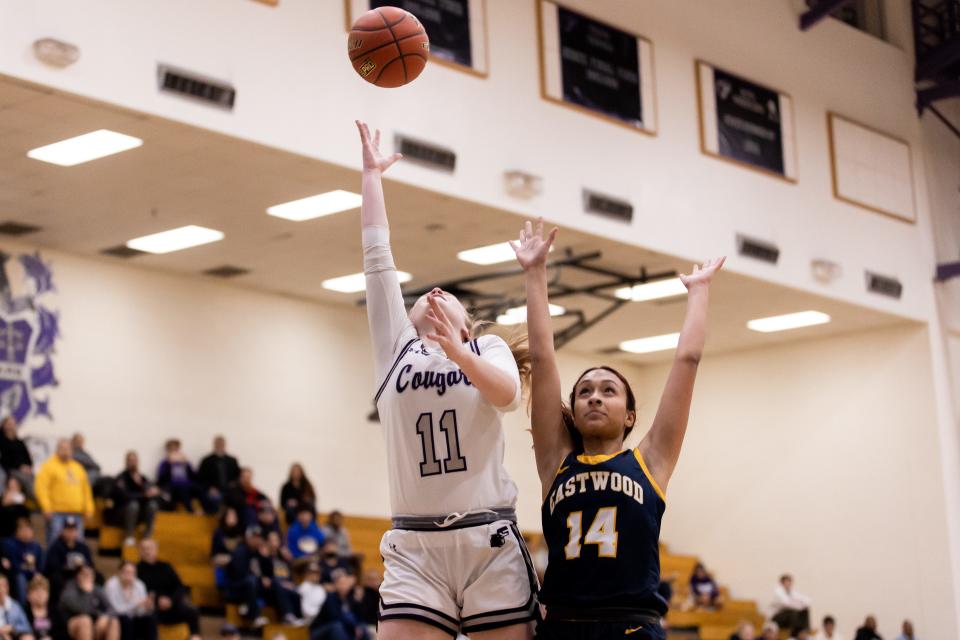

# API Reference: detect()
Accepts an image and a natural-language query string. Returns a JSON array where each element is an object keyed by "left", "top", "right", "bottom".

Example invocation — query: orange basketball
[{"left": 348, "top": 7, "right": 429, "bottom": 88}]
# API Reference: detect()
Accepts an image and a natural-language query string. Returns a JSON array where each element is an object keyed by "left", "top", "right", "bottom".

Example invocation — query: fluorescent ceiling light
[
  {"left": 322, "top": 271, "right": 412, "bottom": 293},
  {"left": 747, "top": 311, "right": 831, "bottom": 333},
  {"left": 496, "top": 304, "right": 565, "bottom": 325},
  {"left": 126, "top": 225, "right": 224, "bottom": 254},
  {"left": 615, "top": 278, "right": 687, "bottom": 302},
  {"left": 266, "top": 190, "right": 362, "bottom": 221},
  {"left": 619, "top": 333, "right": 680, "bottom": 354},
  {"left": 27, "top": 129, "right": 142, "bottom": 166},
  {"left": 457, "top": 241, "right": 553, "bottom": 266}
]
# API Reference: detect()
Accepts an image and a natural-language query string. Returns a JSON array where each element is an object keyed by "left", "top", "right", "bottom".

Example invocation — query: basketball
[{"left": 348, "top": 7, "right": 429, "bottom": 88}]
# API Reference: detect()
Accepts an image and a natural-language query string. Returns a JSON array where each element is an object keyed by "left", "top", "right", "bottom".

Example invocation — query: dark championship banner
[
  {"left": 369, "top": 0, "right": 473, "bottom": 68},
  {"left": 556, "top": 5, "right": 642, "bottom": 126},
  {"left": 712, "top": 67, "right": 785, "bottom": 175}
]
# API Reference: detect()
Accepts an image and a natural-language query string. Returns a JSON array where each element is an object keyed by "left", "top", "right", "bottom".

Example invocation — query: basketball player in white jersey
[{"left": 355, "top": 121, "right": 537, "bottom": 640}]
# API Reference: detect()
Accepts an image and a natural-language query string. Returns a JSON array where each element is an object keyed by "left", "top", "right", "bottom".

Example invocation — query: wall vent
[{"left": 158, "top": 64, "right": 236, "bottom": 110}]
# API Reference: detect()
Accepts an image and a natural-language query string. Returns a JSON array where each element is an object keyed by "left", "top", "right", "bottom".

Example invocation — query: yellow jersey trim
[
  {"left": 633, "top": 449, "right": 667, "bottom": 502},
  {"left": 576, "top": 451, "right": 620, "bottom": 465}
]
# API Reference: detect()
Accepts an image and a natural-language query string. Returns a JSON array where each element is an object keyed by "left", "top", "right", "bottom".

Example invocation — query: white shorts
[{"left": 378, "top": 520, "right": 539, "bottom": 637}]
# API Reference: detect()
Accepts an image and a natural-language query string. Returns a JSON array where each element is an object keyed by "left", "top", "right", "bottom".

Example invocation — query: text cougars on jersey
[
  {"left": 548, "top": 471, "right": 644, "bottom": 515},
  {"left": 395, "top": 364, "right": 473, "bottom": 396}
]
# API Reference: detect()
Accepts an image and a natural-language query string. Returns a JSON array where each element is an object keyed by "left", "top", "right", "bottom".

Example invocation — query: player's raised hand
[
  {"left": 509, "top": 217, "right": 558, "bottom": 271},
  {"left": 679, "top": 257, "right": 726, "bottom": 290},
  {"left": 356, "top": 120, "right": 402, "bottom": 173}
]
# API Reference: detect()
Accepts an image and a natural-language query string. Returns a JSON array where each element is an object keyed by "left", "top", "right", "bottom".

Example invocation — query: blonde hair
[{"left": 465, "top": 313, "right": 532, "bottom": 395}]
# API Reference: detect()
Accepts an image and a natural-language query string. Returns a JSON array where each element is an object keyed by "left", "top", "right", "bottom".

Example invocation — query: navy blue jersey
[{"left": 539, "top": 448, "right": 667, "bottom": 614}]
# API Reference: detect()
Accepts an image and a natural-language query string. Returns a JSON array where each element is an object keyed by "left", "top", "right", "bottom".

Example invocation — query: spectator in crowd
[
  {"left": 253, "top": 531, "right": 300, "bottom": 625},
  {"left": 309, "top": 570, "right": 367, "bottom": 640},
  {"left": 814, "top": 615, "right": 845, "bottom": 640},
  {"left": 894, "top": 620, "right": 914, "bottom": 640},
  {"left": 279, "top": 463, "right": 316, "bottom": 526},
  {"left": 156, "top": 440, "right": 198, "bottom": 514},
  {"left": 224, "top": 526, "right": 269, "bottom": 628},
  {"left": 35, "top": 439, "right": 93, "bottom": 543},
  {"left": 24, "top": 575, "right": 56, "bottom": 640},
  {"left": 211, "top": 509, "right": 243, "bottom": 590},
  {"left": 59, "top": 564, "right": 119, "bottom": 640},
  {"left": 770, "top": 574, "right": 811, "bottom": 633},
  {"left": 318, "top": 541, "right": 350, "bottom": 587},
  {"left": 255, "top": 504, "right": 281, "bottom": 538},
  {"left": 3, "top": 519, "right": 43, "bottom": 606},
  {"left": 224, "top": 468, "right": 267, "bottom": 526},
  {"left": 320, "top": 512, "right": 352, "bottom": 558},
  {"left": 104, "top": 562, "right": 156, "bottom": 640},
  {"left": 219, "top": 624, "right": 240, "bottom": 640},
  {"left": 351, "top": 568, "right": 381, "bottom": 633},
  {"left": 43, "top": 517, "right": 93, "bottom": 606},
  {"left": 296, "top": 563, "right": 326, "bottom": 624},
  {"left": 197, "top": 436, "right": 240, "bottom": 516},
  {"left": 0, "top": 417, "right": 34, "bottom": 502},
  {"left": 110, "top": 452, "right": 160, "bottom": 547},
  {"left": 70, "top": 434, "right": 103, "bottom": 496},
  {"left": 286, "top": 505, "right": 325, "bottom": 561},
  {"left": 0, "top": 573, "right": 34, "bottom": 640},
  {"left": 730, "top": 621, "right": 756, "bottom": 640},
  {"left": 0, "top": 575, "right": 33, "bottom": 640},
  {"left": 135, "top": 539, "right": 201, "bottom": 640},
  {"left": 760, "top": 623, "right": 779, "bottom": 640},
  {"left": 689, "top": 562, "right": 723, "bottom": 610},
  {"left": 0, "top": 477, "right": 30, "bottom": 539},
  {"left": 854, "top": 616, "right": 882, "bottom": 640}
]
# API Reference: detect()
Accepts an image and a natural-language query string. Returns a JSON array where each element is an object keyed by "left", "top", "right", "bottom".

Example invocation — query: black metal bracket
[
  {"left": 359, "top": 249, "right": 678, "bottom": 350},
  {"left": 799, "top": 0, "right": 855, "bottom": 30}
]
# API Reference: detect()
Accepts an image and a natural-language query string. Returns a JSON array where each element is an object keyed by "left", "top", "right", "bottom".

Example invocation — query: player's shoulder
[{"left": 473, "top": 333, "right": 510, "bottom": 353}]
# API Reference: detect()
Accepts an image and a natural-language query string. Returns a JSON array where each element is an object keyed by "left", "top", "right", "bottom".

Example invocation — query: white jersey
[{"left": 363, "top": 226, "right": 521, "bottom": 517}]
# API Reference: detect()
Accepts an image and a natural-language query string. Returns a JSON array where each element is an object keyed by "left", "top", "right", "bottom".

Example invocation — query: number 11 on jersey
[{"left": 415, "top": 410, "right": 467, "bottom": 477}]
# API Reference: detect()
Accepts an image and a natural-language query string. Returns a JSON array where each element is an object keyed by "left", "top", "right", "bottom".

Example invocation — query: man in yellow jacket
[{"left": 35, "top": 438, "right": 94, "bottom": 543}]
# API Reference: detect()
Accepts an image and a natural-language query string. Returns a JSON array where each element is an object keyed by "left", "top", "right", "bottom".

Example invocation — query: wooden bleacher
[
  {"left": 96, "top": 503, "right": 765, "bottom": 639},
  {"left": 117, "top": 511, "right": 221, "bottom": 609}
]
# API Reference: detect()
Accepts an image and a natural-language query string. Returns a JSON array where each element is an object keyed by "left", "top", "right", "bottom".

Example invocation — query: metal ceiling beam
[
  {"left": 799, "top": 0, "right": 855, "bottom": 30},
  {"left": 927, "top": 104, "right": 960, "bottom": 139},
  {"left": 915, "top": 37, "right": 960, "bottom": 80},
  {"left": 918, "top": 79, "right": 960, "bottom": 109}
]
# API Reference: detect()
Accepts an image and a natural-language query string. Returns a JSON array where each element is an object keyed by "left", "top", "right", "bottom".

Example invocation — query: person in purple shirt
[
  {"left": 689, "top": 562, "right": 723, "bottom": 610},
  {"left": 156, "top": 439, "right": 199, "bottom": 513},
  {"left": 286, "top": 505, "right": 325, "bottom": 561}
]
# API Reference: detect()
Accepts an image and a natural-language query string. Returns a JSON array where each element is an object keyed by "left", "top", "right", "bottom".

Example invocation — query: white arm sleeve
[
  {"left": 478, "top": 335, "right": 522, "bottom": 412},
  {"left": 363, "top": 226, "right": 416, "bottom": 383}
]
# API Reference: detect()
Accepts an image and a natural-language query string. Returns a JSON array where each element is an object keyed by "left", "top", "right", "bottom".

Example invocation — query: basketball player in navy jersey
[
  {"left": 355, "top": 122, "right": 538, "bottom": 640},
  {"left": 511, "top": 219, "right": 724, "bottom": 640}
]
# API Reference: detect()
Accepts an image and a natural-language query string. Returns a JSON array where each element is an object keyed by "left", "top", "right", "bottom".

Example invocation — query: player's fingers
[
  {"left": 536, "top": 217, "right": 544, "bottom": 238},
  {"left": 374, "top": 129, "right": 381, "bottom": 148},
  {"left": 547, "top": 227, "right": 559, "bottom": 248},
  {"left": 524, "top": 219, "right": 533, "bottom": 239},
  {"left": 508, "top": 240, "right": 520, "bottom": 255},
  {"left": 427, "top": 296, "right": 450, "bottom": 324},
  {"left": 355, "top": 120, "right": 367, "bottom": 142}
]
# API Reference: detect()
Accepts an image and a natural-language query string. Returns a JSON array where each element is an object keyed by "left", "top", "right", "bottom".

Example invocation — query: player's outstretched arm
[
  {"left": 638, "top": 257, "right": 725, "bottom": 493},
  {"left": 356, "top": 120, "right": 412, "bottom": 380},
  {"left": 356, "top": 120, "right": 402, "bottom": 229},
  {"left": 511, "top": 218, "right": 571, "bottom": 497}
]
